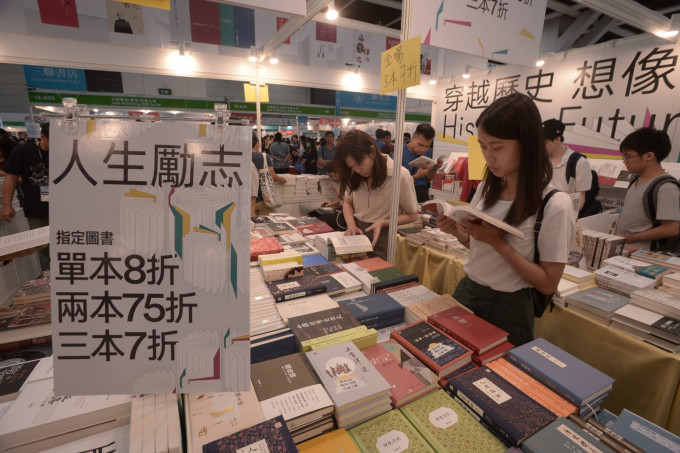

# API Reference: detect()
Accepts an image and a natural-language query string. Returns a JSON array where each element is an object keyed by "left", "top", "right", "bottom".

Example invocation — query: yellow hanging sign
[
  {"left": 243, "top": 83, "right": 270, "bottom": 103},
  {"left": 467, "top": 135, "right": 487, "bottom": 181},
  {"left": 380, "top": 35, "right": 421, "bottom": 95}
]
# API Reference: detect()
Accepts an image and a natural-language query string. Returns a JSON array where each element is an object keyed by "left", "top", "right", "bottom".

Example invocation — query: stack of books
[
  {"left": 612, "top": 303, "right": 680, "bottom": 353},
  {"left": 287, "top": 306, "right": 361, "bottom": 351},
  {"left": 258, "top": 250, "right": 303, "bottom": 269},
  {"left": 251, "top": 353, "right": 335, "bottom": 443},
  {"left": 297, "top": 427, "right": 359, "bottom": 452},
  {"left": 349, "top": 409, "right": 435, "bottom": 452},
  {"left": 562, "top": 265, "right": 596, "bottom": 288},
  {"left": 552, "top": 279, "right": 583, "bottom": 307},
  {"left": 507, "top": 338, "right": 614, "bottom": 417},
  {"left": 404, "top": 294, "right": 472, "bottom": 325},
  {"left": 266, "top": 275, "right": 328, "bottom": 302},
  {"left": 445, "top": 366, "right": 558, "bottom": 446},
  {"left": 400, "top": 389, "right": 507, "bottom": 452},
  {"left": 330, "top": 235, "right": 373, "bottom": 260},
  {"left": 0, "top": 378, "right": 131, "bottom": 452},
  {"left": 184, "top": 383, "right": 266, "bottom": 453},
  {"left": 261, "top": 261, "right": 304, "bottom": 282},
  {"left": 201, "top": 416, "right": 297, "bottom": 453},
  {"left": 565, "top": 287, "right": 630, "bottom": 325},
  {"left": 603, "top": 255, "right": 655, "bottom": 273},
  {"left": 522, "top": 416, "right": 622, "bottom": 453},
  {"left": 0, "top": 301, "right": 51, "bottom": 348},
  {"left": 303, "top": 325, "right": 378, "bottom": 352},
  {"left": 630, "top": 249, "right": 680, "bottom": 272},
  {"left": 306, "top": 342, "right": 392, "bottom": 429},
  {"left": 314, "top": 231, "right": 346, "bottom": 260},
  {"left": 661, "top": 272, "right": 680, "bottom": 296},
  {"left": 383, "top": 284, "right": 439, "bottom": 308},
  {"left": 275, "top": 232, "right": 308, "bottom": 246},
  {"left": 630, "top": 287, "right": 680, "bottom": 320},
  {"left": 608, "top": 409, "right": 680, "bottom": 453},
  {"left": 391, "top": 321, "right": 473, "bottom": 378},
  {"left": 361, "top": 340, "right": 439, "bottom": 408},
  {"left": 336, "top": 293, "right": 405, "bottom": 329},
  {"left": 303, "top": 262, "right": 362, "bottom": 296},
  {"left": 428, "top": 306, "right": 513, "bottom": 366},
  {"left": 250, "top": 236, "right": 284, "bottom": 262},
  {"left": 594, "top": 265, "right": 655, "bottom": 296},
  {"left": 264, "top": 222, "right": 297, "bottom": 236},
  {"left": 128, "top": 394, "right": 182, "bottom": 453},
  {"left": 294, "top": 176, "right": 310, "bottom": 196},
  {"left": 275, "top": 293, "right": 339, "bottom": 324},
  {"left": 582, "top": 231, "right": 626, "bottom": 270},
  {"left": 10, "top": 277, "right": 50, "bottom": 306}
]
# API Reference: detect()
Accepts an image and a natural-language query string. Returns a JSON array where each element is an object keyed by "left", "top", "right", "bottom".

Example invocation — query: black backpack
[
  {"left": 628, "top": 174, "right": 680, "bottom": 253},
  {"left": 565, "top": 152, "right": 602, "bottom": 218}
]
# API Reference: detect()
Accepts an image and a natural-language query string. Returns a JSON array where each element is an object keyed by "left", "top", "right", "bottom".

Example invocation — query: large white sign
[
  {"left": 410, "top": 0, "right": 547, "bottom": 66},
  {"left": 434, "top": 37, "right": 680, "bottom": 163},
  {"left": 50, "top": 120, "right": 251, "bottom": 395}
]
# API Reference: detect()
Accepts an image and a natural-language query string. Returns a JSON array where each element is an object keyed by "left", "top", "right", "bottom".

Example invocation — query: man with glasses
[{"left": 616, "top": 127, "right": 680, "bottom": 251}]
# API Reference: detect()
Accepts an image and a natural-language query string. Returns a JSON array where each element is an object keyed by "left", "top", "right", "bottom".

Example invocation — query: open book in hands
[
  {"left": 408, "top": 155, "right": 438, "bottom": 169},
  {"left": 422, "top": 200, "right": 525, "bottom": 239}
]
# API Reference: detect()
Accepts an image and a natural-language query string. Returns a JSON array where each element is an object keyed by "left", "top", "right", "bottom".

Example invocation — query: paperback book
[
  {"left": 201, "top": 415, "right": 297, "bottom": 453},
  {"left": 422, "top": 200, "right": 524, "bottom": 239},
  {"left": 266, "top": 275, "right": 328, "bottom": 302}
]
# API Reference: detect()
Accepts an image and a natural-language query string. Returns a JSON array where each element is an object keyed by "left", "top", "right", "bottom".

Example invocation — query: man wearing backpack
[
  {"left": 543, "top": 119, "right": 602, "bottom": 218},
  {"left": 617, "top": 127, "right": 680, "bottom": 252}
]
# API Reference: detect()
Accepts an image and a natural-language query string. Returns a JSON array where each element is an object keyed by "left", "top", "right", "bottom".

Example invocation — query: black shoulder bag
[{"left": 532, "top": 189, "right": 559, "bottom": 318}]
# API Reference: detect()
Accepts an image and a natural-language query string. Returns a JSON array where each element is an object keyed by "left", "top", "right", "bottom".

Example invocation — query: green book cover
[
  {"left": 349, "top": 409, "right": 435, "bottom": 453},
  {"left": 399, "top": 390, "right": 506, "bottom": 453},
  {"left": 369, "top": 267, "right": 406, "bottom": 282}
]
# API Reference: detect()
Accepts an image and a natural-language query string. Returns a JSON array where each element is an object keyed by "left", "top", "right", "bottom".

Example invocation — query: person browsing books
[
  {"left": 251, "top": 134, "right": 286, "bottom": 216},
  {"left": 334, "top": 130, "right": 419, "bottom": 259},
  {"left": 437, "top": 93, "right": 575, "bottom": 346},
  {"left": 402, "top": 123, "right": 441, "bottom": 203}
]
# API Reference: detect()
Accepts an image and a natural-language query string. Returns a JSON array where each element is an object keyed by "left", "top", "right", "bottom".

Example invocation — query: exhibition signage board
[
  {"left": 215, "top": 0, "right": 306, "bottom": 17},
  {"left": 410, "top": 0, "right": 547, "bottom": 66},
  {"left": 335, "top": 91, "right": 398, "bottom": 113},
  {"left": 380, "top": 35, "right": 421, "bottom": 94},
  {"left": 434, "top": 38, "right": 680, "bottom": 162},
  {"left": 50, "top": 119, "right": 251, "bottom": 395}
]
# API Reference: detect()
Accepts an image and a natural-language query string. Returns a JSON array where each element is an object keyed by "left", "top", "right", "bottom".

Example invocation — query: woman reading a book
[
  {"left": 334, "top": 130, "right": 419, "bottom": 259},
  {"left": 438, "top": 93, "right": 575, "bottom": 346}
]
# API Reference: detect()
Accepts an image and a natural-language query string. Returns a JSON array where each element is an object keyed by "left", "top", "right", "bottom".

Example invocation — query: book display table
[{"left": 535, "top": 305, "right": 680, "bottom": 435}]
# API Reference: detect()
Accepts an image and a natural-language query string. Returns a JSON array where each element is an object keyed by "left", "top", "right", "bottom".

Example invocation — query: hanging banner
[
  {"left": 216, "top": 0, "right": 306, "bottom": 16},
  {"left": 410, "top": 0, "right": 547, "bottom": 66},
  {"left": 50, "top": 120, "right": 251, "bottom": 395},
  {"left": 380, "top": 35, "right": 421, "bottom": 94},
  {"left": 434, "top": 38, "right": 680, "bottom": 162}
]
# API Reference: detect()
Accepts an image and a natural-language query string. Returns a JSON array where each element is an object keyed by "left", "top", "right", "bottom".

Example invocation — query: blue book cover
[
  {"left": 447, "top": 367, "right": 557, "bottom": 446},
  {"left": 609, "top": 409, "right": 680, "bottom": 453},
  {"left": 522, "top": 417, "right": 617, "bottom": 453},
  {"left": 506, "top": 338, "right": 614, "bottom": 407},
  {"left": 202, "top": 415, "right": 296, "bottom": 453},
  {"left": 303, "top": 253, "right": 329, "bottom": 266},
  {"left": 566, "top": 287, "right": 630, "bottom": 317},
  {"left": 336, "top": 293, "right": 405, "bottom": 325},
  {"left": 595, "top": 409, "right": 618, "bottom": 428}
]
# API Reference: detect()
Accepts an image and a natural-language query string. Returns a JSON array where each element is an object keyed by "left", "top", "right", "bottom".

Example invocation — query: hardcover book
[
  {"left": 400, "top": 389, "right": 506, "bottom": 453},
  {"left": 609, "top": 409, "right": 680, "bottom": 453},
  {"left": 390, "top": 321, "right": 473, "bottom": 377},
  {"left": 371, "top": 274, "right": 419, "bottom": 295},
  {"left": 251, "top": 353, "right": 334, "bottom": 432},
  {"left": 288, "top": 306, "right": 361, "bottom": 344},
  {"left": 428, "top": 306, "right": 508, "bottom": 354},
  {"left": 266, "top": 275, "right": 328, "bottom": 302},
  {"left": 305, "top": 341, "right": 391, "bottom": 413},
  {"left": 316, "top": 272, "right": 362, "bottom": 296},
  {"left": 566, "top": 287, "right": 630, "bottom": 319},
  {"left": 506, "top": 338, "right": 614, "bottom": 408},
  {"left": 405, "top": 294, "right": 472, "bottom": 324},
  {"left": 275, "top": 294, "right": 339, "bottom": 323},
  {"left": 368, "top": 266, "right": 406, "bottom": 283},
  {"left": 446, "top": 366, "right": 558, "bottom": 446},
  {"left": 297, "top": 427, "right": 360, "bottom": 452},
  {"left": 362, "top": 340, "right": 439, "bottom": 408},
  {"left": 471, "top": 341, "right": 514, "bottom": 366},
  {"left": 337, "top": 293, "right": 406, "bottom": 329},
  {"left": 349, "top": 409, "right": 436, "bottom": 453},
  {"left": 522, "top": 417, "right": 617, "bottom": 453},
  {"left": 202, "top": 415, "right": 297, "bottom": 453}
]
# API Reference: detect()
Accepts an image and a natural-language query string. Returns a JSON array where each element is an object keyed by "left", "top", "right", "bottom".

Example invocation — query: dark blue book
[
  {"left": 251, "top": 329, "right": 297, "bottom": 364},
  {"left": 447, "top": 367, "right": 557, "bottom": 446},
  {"left": 202, "top": 415, "right": 297, "bottom": 453},
  {"left": 507, "top": 338, "right": 614, "bottom": 408},
  {"left": 336, "top": 293, "right": 405, "bottom": 328}
]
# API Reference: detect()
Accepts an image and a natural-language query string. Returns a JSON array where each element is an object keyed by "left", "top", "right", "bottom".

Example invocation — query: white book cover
[
  {"left": 0, "top": 378, "right": 131, "bottom": 451},
  {"left": 41, "top": 425, "right": 130, "bottom": 453},
  {"left": 276, "top": 294, "right": 339, "bottom": 323},
  {"left": 562, "top": 265, "right": 594, "bottom": 281},
  {"left": 595, "top": 266, "right": 655, "bottom": 291},
  {"left": 0, "top": 226, "right": 49, "bottom": 257},
  {"left": 330, "top": 235, "right": 373, "bottom": 254},
  {"left": 50, "top": 120, "right": 251, "bottom": 395},
  {"left": 422, "top": 200, "right": 524, "bottom": 239},
  {"left": 631, "top": 288, "right": 680, "bottom": 318},
  {"left": 259, "top": 384, "right": 334, "bottom": 424},
  {"left": 602, "top": 256, "right": 651, "bottom": 273},
  {"left": 409, "top": 155, "right": 438, "bottom": 169}
]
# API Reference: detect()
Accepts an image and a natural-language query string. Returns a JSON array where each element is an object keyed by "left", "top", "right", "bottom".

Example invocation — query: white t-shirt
[
  {"left": 464, "top": 181, "right": 575, "bottom": 292},
  {"left": 617, "top": 174, "right": 680, "bottom": 250},
  {"left": 345, "top": 155, "right": 419, "bottom": 224},
  {"left": 550, "top": 147, "right": 592, "bottom": 193}
]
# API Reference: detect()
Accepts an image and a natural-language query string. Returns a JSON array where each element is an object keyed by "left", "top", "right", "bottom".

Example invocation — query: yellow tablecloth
[{"left": 394, "top": 235, "right": 680, "bottom": 434}]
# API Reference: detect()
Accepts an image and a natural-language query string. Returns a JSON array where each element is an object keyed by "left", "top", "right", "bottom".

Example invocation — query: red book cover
[
  {"left": 362, "top": 340, "right": 438, "bottom": 408},
  {"left": 471, "top": 340, "right": 513, "bottom": 366},
  {"left": 250, "top": 237, "right": 283, "bottom": 261},
  {"left": 38, "top": 0, "right": 79, "bottom": 27},
  {"left": 189, "top": 0, "right": 221, "bottom": 45},
  {"left": 428, "top": 306, "right": 508, "bottom": 355},
  {"left": 352, "top": 257, "right": 393, "bottom": 272},
  {"left": 390, "top": 321, "right": 472, "bottom": 378},
  {"left": 296, "top": 222, "right": 334, "bottom": 236},
  {"left": 452, "top": 156, "right": 467, "bottom": 176}
]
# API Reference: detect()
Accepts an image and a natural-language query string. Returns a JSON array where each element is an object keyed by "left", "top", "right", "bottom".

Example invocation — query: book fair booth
[{"left": 2, "top": 0, "right": 680, "bottom": 452}]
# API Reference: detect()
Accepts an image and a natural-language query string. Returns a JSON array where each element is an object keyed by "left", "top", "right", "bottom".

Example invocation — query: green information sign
[{"left": 228, "top": 102, "right": 335, "bottom": 116}]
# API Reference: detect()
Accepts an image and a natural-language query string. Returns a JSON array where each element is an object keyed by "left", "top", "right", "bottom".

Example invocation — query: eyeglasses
[{"left": 621, "top": 153, "right": 642, "bottom": 161}]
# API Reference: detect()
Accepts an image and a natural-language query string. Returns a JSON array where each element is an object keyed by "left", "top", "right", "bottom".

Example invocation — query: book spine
[
  {"left": 566, "top": 415, "right": 632, "bottom": 453},
  {"left": 273, "top": 286, "right": 326, "bottom": 303},
  {"left": 584, "top": 417, "right": 644, "bottom": 453},
  {"left": 506, "top": 355, "right": 581, "bottom": 406}
]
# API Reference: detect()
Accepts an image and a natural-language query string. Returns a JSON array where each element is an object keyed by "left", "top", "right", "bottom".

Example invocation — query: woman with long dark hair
[
  {"left": 438, "top": 93, "right": 575, "bottom": 346},
  {"left": 333, "top": 130, "right": 418, "bottom": 259}
]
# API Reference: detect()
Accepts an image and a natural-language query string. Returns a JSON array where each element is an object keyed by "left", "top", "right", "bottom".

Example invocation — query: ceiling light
[
  {"left": 326, "top": 1, "right": 338, "bottom": 20},
  {"left": 248, "top": 46, "right": 258, "bottom": 63},
  {"left": 656, "top": 30, "right": 679, "bottom": 38},
  {"left": 269, "top": 56, "right": 279, "bottom": 65},
  {"left": 462, "top": 73, "right": 470, "bottom": 79},
  {"left": 535, "top": 59, "right": 545, "bottom": 67},
  {"left": 428, "top": 79, "right": 437, "bottom": 85},
  {"left": 179, "top": 42, "right": 191, "bottom": 57}
]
